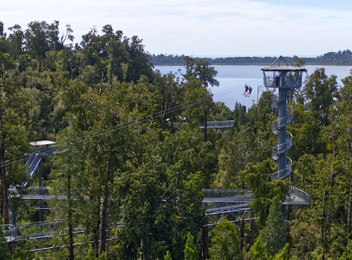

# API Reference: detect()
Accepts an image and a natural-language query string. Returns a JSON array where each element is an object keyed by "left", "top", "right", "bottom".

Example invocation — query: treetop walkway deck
[{"left": 200, "top": 120, "right": 235, "bottom": 129}]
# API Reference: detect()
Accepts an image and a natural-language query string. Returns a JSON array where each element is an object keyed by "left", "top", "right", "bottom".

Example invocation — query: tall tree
[
  {"left": 0, "top": 43, "right": 30, "bottom": 224},
  {"left": 300, "top": 68, "right": 338, "bottom": 126},
  {"left": 184, "top": 232, "right": 198, "bottom": 260},
  {"left": 183, "top": 56, "right": 219, "bottom": 88},
  {"left": 260, "top": 196, "right": 287, "bottom": 256},
  {"left": 124, "top": 35, "right": 153, "bottom": 83},
  {"left": 208, "top": 219, "right": 243, "bottom": 260},
  {"left": 241, "top": 160, "right": 288, "bottom": 226}
]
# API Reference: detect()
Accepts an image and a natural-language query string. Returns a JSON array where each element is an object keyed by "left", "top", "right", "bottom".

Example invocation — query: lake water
[{"left": 154, "top": 65, "right": 352, "bottom": 110}]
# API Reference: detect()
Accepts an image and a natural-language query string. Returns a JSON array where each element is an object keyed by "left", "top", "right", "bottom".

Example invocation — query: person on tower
[{"left": 274, "top": 73, "right": 280, "bottom": 86}]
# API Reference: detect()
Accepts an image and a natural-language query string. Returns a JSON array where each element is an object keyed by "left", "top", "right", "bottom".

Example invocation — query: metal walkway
[
  {"left": 4, "top": 140, "right": 310, "bottom": 242},
  {"left": 22, "top": 144, "right": 57, "bottom": 187},
  {"left": 5, "top": 187, "right": 309, "bottom": 240},
  {"left": 4, "top": 187, "right": 310, "bottom": 241},
  {"left": 200, "top": 120, "right": 235, "bottom": 129},
  {"left": 4, "top": 220, "right": 124, "bottom": 243}
]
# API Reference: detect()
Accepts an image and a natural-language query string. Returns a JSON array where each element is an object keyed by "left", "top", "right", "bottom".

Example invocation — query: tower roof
[
  {"left": 261, "top": 56, "right": 307, "bottom": 72},
  {"left": 29, "top": 140, "right": 56, "bottom": 147}
]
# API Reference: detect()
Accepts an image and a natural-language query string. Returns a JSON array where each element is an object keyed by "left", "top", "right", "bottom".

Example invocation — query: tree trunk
[
  {"left": 91, "top": 196, "right": 101, "bottom": 258},
  {"left": 250, "top": 213, "right": 255, "bottom": 244},
  {"left": 202, "top": 225, "right": 209, "bottom": 259},
  {"left": 204, "top": 110, "right": 208, "bottom": 142},
  {"left": 0, "top": 109, "right": 9, "bottom": 225},
  {"left": 99, "top": 160, "right": 111, "bottom": 255},
  {"left": 321, "top": 189, "right": 327, "bottom": 260},
  {"left": 347, "top": 185, "right": 352, "bottom": 235},
  {"left": 240, "top": 218, "right": 244, "bottom": 250},
  {"left": 161, "top": 97, "right": 166, "bottom": 130},
  {"left": 285, "top": 205, "right": 292, "bottom": 246},
  {"left": 67, "top": 172, "right": 74, "bottom": 260}
]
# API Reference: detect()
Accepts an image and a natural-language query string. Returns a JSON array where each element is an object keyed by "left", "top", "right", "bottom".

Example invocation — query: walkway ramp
[
  {"left": 203, "top": 187, "right": 310, "bottom": 217},
  {"left": 23, "top": 152, "right": 43, "bottom": 187},
  {"left": 204, "top": 189, "right": 253, "bottom": 216},
  {"left": 200, "top": 120, "right": 234, "bottom": 129},
  {"left": 283, "top": 186, "right": 311, "bottom": 205},
  {"left": 22, "top": 142, "right": 56, "bottom": 187}
]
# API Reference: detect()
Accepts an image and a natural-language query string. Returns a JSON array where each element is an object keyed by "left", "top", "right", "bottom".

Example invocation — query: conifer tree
[
  {"left": 261, "top": 196, "right": 286, "bottom": 256},
  {"left": 184, "top": 232, "right": 198, "bottom": 260},
  {"left": 0, "top": 219, "right": 10, "bottom": 259},
  {"left": 209, "top": 219, "right": 243, "bottom": 260},
  {"left": 164, "top": 250, "right": 172, "bottom": 260}
]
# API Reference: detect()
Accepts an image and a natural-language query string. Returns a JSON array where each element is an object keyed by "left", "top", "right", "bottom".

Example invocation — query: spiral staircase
[
  {"left": 261, "top": 56, "right": 310, "bottom": 204},
  {"left": 271, "top": 102, "right": 293, "bottom": 180}
]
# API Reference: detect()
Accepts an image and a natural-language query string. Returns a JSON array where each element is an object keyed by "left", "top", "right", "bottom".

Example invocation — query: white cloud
[{"left": 1, "top": 0, "right": 352, "bottom": 56}]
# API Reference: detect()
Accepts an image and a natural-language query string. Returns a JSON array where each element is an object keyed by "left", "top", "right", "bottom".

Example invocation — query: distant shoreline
[
  {"left": 149, "top": 51, "right": 352, "bottom": 66},
  {"left": 153, "top": 63, "right": 352, "bottom": 66}
]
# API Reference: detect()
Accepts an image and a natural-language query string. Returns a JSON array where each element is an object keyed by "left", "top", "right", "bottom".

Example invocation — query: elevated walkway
[
  {"left": 22, "top": 141, "right": 56, "bottom": 187},
  {"left": 200, "top": 120, "right": 234, "bottom": 129},
  {"left": 5, "top": 187, "right": 310, "bottom": 242},
  {"left": 283, "top": 186, "right": 311, "bottom": 205},
  {"left": 204, "top": 187, "right": 310, "bottom": 215},
  {"left": 5, "top": 137, "right": 310, "bottom": 242},
  {"left": 3, "top": 220, "right": 124, "bottom": 243}
]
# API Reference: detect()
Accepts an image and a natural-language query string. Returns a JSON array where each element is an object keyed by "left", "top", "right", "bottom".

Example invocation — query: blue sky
[{"left": 2, "top": 0, "right": 352, "bottom": 57}]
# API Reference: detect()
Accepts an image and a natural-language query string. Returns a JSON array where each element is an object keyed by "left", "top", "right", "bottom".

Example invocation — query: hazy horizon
[{"left": 2, "top": 0, "right": 352, "bottom": 57}]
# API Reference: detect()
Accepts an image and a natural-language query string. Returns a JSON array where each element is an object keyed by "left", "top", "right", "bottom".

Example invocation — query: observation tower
[{"left": 261, "top": 56, "right": 306, "bottom": 181}]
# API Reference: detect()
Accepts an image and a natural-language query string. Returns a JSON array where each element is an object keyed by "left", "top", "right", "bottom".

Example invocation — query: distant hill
[{"left": 149, "top": 50, "right": 352, "bottom": 66}]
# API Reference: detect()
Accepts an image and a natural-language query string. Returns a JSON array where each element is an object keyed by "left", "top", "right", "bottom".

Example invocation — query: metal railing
[
  {"left": 200, "top": 120, "right": 235, "bottom": 129},
  {"left": 271, "top": 114, "right": 293, "bottom": 134},
  {"left": 271, "top": 132, "right": 293, "bottom": 160},
  {"left": 263, "top": 74, "right": 303, "bottom": 89},
  {"left": 271, "top": 156, "right": 292, "bottom": 180},
  {"left": 283, "top": 186, "right": 310, "bottom": 205}
]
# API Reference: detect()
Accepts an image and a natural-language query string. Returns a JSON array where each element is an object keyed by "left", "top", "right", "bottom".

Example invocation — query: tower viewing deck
[{"left": 262, "top": 56, "right": 306, "bottom": 89}]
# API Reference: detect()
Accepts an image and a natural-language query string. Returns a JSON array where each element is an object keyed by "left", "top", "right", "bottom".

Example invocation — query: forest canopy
[{"left": 0, "top": 20, "right": 351, "bottom": 260}]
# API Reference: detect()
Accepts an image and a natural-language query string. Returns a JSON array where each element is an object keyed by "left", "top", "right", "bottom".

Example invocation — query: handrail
[
  {"left": 271, "top": 131, "right": 293, "bottom": 160},
  {"left": 271, "top": 101, "right": 294, "bottom": 180},
  {"left": 263, "top": 73, "right": 304, "bottom": 89},
  {"left": 200, "top": 120, "right": 235, "bottom": 129},
  {"left": 271, "top": 106, "right": 293, "bottom": 134},
  {"left": 271, "top": 156, "right": 292, "bottom": 180}
]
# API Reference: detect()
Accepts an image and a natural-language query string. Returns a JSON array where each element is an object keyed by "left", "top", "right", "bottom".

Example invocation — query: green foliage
[
  {"left": 183, "top": 56, "right": 219, "bottom": 87},
  {"left": 246, "top": 234, "right": 269, "bottom": 260},
  {"left": 209, "top": 219, "right": 243, "bottom": 260},
  {"left": 340, "top": 239, "right": 352, "bottom": 260},
  {"left": 3, "top": 19, "right": 352, "bottom": 259},
  {"left": 242, "top": 160, "right": 288, "bottom": 225},
  {"left": 246, "top": 199, "right": 287, "bottom": 259},
  {"left": 164, "top": 250, "right": 173, "bottom": 260},
  {"left": 0, "top": 221, "right": 10, "bottom": 259},
  {"left": 83, "top": 249, "right": 106, "bottom": 260},
  {"left": 261, "top": 197, "right": 286, "bottom": 256},
  {"left": 184, "top": 232, "right": 198, "bottom": 260},
  {"left": 272, "top": 243, "right": 290, "bottom": 260},
  {"left": 300, "top": 67, "right": 338, "bottom": 126},
  {"left": 290, "top": 210, "right": 320, "bottom": 259}
]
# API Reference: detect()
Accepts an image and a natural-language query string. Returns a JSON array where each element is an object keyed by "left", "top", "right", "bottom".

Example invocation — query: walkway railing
[
  {"left": 271, "top": 132, "right": 293, "bottom": 161},
  {"left": 200, "top": 120, "right": 234, "bottom": 129},
  {"left": 4, "top": 187, "right": 310, "bottom": 242},
  {"left": 271, "top": 157, "right": 292, "bottom": 180},
  {"left": 271, "top": 106, "right": 293, "bottom": 134},
  {"left": 264, "top": 74, "right": 304, "bottom": 89}
]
